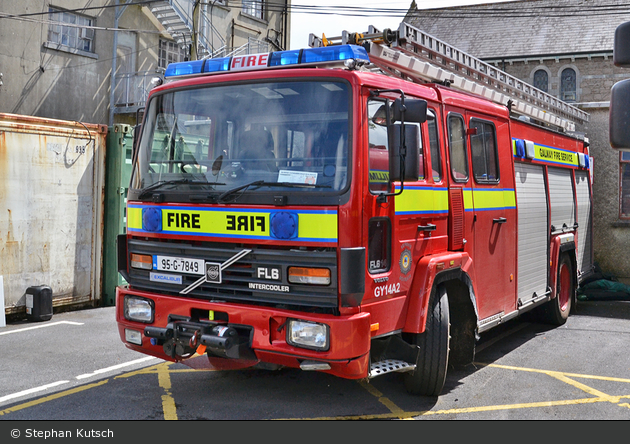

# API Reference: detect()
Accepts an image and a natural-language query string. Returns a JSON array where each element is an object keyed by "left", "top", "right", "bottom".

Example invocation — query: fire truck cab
[{"left": 116, "top": 25, "right": 593, "bottom": 397}]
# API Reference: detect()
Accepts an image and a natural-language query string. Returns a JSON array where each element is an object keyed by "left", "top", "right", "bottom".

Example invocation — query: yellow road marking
[
  {"left": 3, "top": 358, "right": 630, "bottom": 420},
  {"left": 358, "top": 380, "right": 413, "bottom": 419},
  {"left": 157, "top": 362, "right": 178, "bottom": 420},
  {"left": 0, "top": 380, "right": 109, "bottom": 416},
  {"left": 478, "top": 362, "right": 630, "bottom": 384}
]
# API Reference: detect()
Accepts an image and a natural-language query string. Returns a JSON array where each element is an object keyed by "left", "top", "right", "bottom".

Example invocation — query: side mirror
[
  {"left": 610, "top": 79, "right": 630, "bottom": 149},
  {"left": 388, "top": 123, "right": 420, "bottom": 182},
  {"left": 614, "top": 21, "right": 630, "bottom": 67},
  {"left": 392, "top": 98, "right": 428, "bottom": 123}
]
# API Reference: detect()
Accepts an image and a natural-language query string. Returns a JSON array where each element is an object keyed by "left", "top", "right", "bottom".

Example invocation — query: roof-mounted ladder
[{"left": 309, "top": 22, "right": 589, "bottom": 132}]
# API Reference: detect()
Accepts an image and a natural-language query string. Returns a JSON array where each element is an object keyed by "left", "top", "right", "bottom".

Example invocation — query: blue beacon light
[
  {"left": 142, "top": 207, "right": 162, "bottom": 232},
  {"left": 270, "top": 212, "right": 298, "bottom": 240}
]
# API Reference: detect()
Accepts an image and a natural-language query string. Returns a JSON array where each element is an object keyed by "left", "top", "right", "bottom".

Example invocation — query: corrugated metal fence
[{"left": 0, "top": 113, "right": 107, "bottom": 317}]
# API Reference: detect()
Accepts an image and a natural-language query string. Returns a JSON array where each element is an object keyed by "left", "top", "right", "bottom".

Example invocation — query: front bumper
[{"left": 116, "top": 286, "right": 371, "bottom": 379}]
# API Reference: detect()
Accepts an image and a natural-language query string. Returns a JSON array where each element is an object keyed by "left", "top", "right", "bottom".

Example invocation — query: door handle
[
  {"left": 493, "top": 217, "right": 507, "bottom": 224},
  {"left": 417, "top": 223, "right": 437, "bottom": 232}
]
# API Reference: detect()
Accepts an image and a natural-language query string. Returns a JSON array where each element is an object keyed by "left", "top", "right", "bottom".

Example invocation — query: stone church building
[{"left": 405, "top": 0, "right": 630, "bottom": 282}]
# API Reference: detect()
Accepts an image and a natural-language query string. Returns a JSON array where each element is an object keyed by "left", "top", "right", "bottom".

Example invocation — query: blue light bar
[
  {"left": 268, "top": 49, "right": 301, "bottom": 67},
  {"left": 203, "top": 56, "right": 231, "bottom": 73},
  {"left": 164, "top": 60, "right": 204, "bottom": 78},
  {"left": 164, "top": 44, "right": 371, "bottom": 78},
  {"left": 301, "top": 45, "right": 369, "bottom": 65}
]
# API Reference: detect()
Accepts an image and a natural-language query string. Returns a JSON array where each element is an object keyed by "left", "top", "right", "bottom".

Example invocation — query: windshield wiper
[
  {"left": 217, "top": 180, "right": 327, "bottom": 203},
  {"left": 138, "top": 178, "right": 222, "bottom": 199}
]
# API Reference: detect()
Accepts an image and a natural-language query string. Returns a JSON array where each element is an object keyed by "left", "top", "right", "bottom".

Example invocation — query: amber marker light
[
  {"left": 130, "top": 253, "right": 153, "bottom": 270},
  {"left": 288, "top": 267, "right": 331, "bottom": 285}
]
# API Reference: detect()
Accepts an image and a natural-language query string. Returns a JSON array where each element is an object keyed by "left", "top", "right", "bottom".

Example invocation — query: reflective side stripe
[
  {"left": 394, "top": 186, "right": 449, "bottom": 215},
  {"left": 466, "top": 188, "right": 517, "bottom": 211},
  {"left": 512, "top": 137, "right": 579, "bottom": 167}
]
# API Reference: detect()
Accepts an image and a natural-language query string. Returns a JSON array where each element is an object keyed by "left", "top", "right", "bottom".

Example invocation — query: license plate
[{"left": 153, "top": 255, "right": 205, "bottom": 275}]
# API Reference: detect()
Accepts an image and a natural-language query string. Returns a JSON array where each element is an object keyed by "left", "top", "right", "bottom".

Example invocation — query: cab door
[{"left": 466, "top": 112, "right": 517, "bottom": 318}]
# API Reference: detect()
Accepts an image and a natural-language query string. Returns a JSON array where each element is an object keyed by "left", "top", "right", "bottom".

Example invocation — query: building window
[
  {"left": 159, "top": 39, "right": 187, "bottom": 69},
  {"left": 533, "top": 69, "right": 548, "bottom": 92},
  {"left": 242, "top": 0, "right": 264, "bottom": 20},
  {"left": 560, "top": 68, "right": 577, "bottom": 102},
  {"left": 47, "top": 7, "right": 94, "bottom": 53},
  {"left": 620, "top": 152, "right": 630, "bottom": 218}
]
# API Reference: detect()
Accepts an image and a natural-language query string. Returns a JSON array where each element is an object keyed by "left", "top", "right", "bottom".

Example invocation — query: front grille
[{"left": 127, "top": 238, "right": 338, "bottom": 309}]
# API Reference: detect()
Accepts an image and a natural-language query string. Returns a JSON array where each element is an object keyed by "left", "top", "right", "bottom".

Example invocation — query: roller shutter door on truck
[
  {"left": 548, "top": 167, "right": 576, "bottom": 232},
  {"left": 515, "top": 163, "right": 548, "bottom": 305},
  {"left": 575, "top": 170, "right": 593, "bottom": 278}
]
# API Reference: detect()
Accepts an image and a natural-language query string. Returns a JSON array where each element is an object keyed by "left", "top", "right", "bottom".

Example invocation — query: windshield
[{"left": 131, "top": 80, "right": 350, "bottom": 202}]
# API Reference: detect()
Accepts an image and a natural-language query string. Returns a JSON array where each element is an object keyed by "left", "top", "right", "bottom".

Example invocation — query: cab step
[{"left": 369, "top": 359, "right": 416, "bottom": 379}]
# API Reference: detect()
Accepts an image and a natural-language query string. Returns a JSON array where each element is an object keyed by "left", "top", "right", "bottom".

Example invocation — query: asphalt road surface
[{"left": 1, "top": 298, "right": 629, "bottom": 426}]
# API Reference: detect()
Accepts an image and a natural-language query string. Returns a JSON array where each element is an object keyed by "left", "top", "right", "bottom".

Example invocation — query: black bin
[{"left": 25, "top": 285, "right": 53, "bottom": 322}]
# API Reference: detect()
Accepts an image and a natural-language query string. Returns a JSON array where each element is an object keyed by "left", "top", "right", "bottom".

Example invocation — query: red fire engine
[{"left": 116, "top": 22, "right": 593, "bottom": 396}]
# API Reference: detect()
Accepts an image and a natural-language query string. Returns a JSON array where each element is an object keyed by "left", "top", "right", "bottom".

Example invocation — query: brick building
[{"left": 405, "top": 0, "right": 630, "bottom": 281}]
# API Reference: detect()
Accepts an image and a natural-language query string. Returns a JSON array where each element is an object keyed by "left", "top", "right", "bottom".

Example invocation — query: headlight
[
  {"left": 124, "top": 296, "right": 154, "bottom": 323},
  {"left": 287, "top": 319, "right": 329, "bottom": 351}
]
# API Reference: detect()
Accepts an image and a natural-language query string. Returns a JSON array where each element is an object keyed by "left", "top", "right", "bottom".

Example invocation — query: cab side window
[
  {"left": 448, "top": 113, "right": 468, "bottom": 182},
  {"left": 428, "top": 110, "right": 442, "bottom": 181},
  {"left": 368, "top": 99, "right": 390, "bottom": 192},
  {"left": 469, "top": 119, "right": 499, "bottom": 183}
]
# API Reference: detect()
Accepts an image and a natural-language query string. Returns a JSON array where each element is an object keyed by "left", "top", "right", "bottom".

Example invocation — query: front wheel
[{"left": 403, "top": 285, "right": 450, "bottom": 396}]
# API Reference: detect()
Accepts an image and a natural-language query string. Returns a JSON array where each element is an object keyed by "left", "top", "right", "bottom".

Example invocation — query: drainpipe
[
  {"left": 108, "top": 1, "right": 120, "bottom": 127},
  {"left": 283, "top": 0, "right": 288, "bottom": 50},
  {"left": 108, "top": 0, "right": 130, "bottom": 127}
]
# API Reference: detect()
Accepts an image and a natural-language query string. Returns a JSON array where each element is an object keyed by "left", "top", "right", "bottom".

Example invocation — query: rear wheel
[
  {"left": 403, "top": 285, "right": 450, "bottom": 396},
  {"left": 541, "top": 253, "right": 574, "bottom": 325}
]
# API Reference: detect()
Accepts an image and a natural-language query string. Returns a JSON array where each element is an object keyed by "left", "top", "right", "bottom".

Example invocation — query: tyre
[
  {"left": 403, "top": 285, "right": 450, "bottom": 396},
  {"left": 541, "top": 253, "right": 574, "bottom": 325}
]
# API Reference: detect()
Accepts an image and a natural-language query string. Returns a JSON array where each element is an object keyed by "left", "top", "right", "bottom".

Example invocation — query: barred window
[
  {"left": 560, "top": 68, "right": 577, "bottom": 102},
  {"left": 242, "top": 0, "right": 264, "bottom": 19},
  {"left": 159, "top": 39, "right": 187, "bottom": 69},
  {"left": 533, "top": 69, "right": 548, "bottom": 92},
  {"left": 47, "top": 7, "right": 94, "bottom": 53}
]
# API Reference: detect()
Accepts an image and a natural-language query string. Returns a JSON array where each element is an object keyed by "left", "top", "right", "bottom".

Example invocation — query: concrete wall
[{"left": 0, "top": 1, "right": 115, "bottom": 124}]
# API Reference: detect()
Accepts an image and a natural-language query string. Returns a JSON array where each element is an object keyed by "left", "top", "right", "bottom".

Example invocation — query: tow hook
[{"left": 189, "top": 330, "right": 201, "bottom": 349}]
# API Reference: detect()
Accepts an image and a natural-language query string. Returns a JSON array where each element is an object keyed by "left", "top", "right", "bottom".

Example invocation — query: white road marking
[
  {"left": 0, "top": 321, "right": 84, "bottom": 336},
  {"left": 75, "top": 356, "right": 158, "bottom": 380},
  {"left": 0, "top": 380, "right": 70, "bottom": 404}
]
